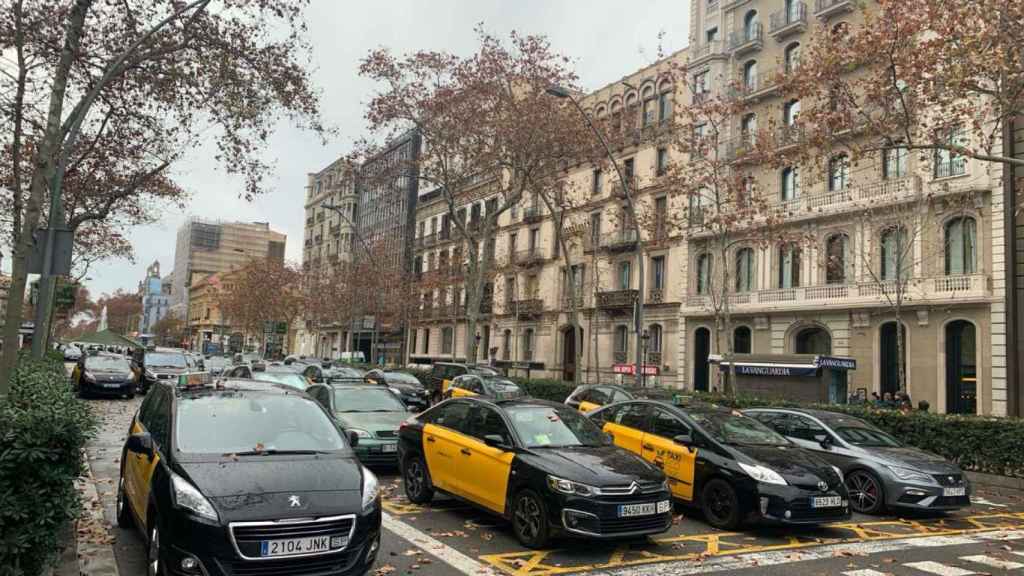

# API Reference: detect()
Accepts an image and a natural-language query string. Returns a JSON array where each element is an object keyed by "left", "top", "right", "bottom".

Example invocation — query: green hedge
[{"left": 0, "top": 353, "right": 96, "bottom": 576}]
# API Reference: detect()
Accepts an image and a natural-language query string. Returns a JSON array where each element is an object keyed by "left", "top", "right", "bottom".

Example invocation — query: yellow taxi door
[
  {"left": 601, "top": 403, "right": 651, "bottom": 456},
  {"left": 459, "top": 406, "right": 516, "bottom": 513},
  {"left": 422, "top": 423, "right": 459, "bottom": 492},
  {"left": 643, "top": 408, "right": 697, "bottom": 501},
  {"left": 127, "top": 391, "right": 168, "bottom": 526}
]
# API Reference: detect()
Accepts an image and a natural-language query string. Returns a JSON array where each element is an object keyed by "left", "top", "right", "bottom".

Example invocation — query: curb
[
  {"left": 74, "top": 450, "right": 121, "bottom": 576},
  {"left": 967, "top": 470, "right": 1024, "bottom": 492}
]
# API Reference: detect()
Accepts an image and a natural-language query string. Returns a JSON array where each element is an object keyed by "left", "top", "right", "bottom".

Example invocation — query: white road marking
[
  {"left": 962, "top": 554, "right": 1024, "bottom": 570},
  {"left": 904, "top": 561, "right": 976, "bottom": 575},
  {"left": 589, "top": 530, "right": 1024, "bottom": 576},
  {"left": 382, "top": 511, "right": 496, "bottom": 575},
  {"left": 905, "top": 536, "right": 978, "bottom": 547},
  {"left": 843, "top": 570, "right": 890, "bottom": 576},
  {"left": 970, "top": 497, "right": 1008, "bottom": 508}
]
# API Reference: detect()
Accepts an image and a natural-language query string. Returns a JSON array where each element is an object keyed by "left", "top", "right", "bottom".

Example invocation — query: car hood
[
  {"left": 738, "top": 444, "right": 841, "bottom": 488},
  {"left": 335, "top": 411, "right": 409, "bottom": 436},
  {"left": 179, "top": 456, "right": 364, "bottom": 522},
  {"left": 522, "top": 445, "right": 664, "bottom": 487},
  {"left": 864, "top": 446, "right": 961, "bottom": 474}
]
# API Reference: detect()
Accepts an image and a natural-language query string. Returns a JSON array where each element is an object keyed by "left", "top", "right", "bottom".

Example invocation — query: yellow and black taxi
[
  {"left": 72, "top": 352, "right": 138, "bottom": 399},
  {"left": 116, "top": 374, "right": 382, "bottom": 576},
  {"left": 564, "top": 384, "right": 637, "bottom": 413},
  {"left": 398, "top": 397, "right": 671, "bottom": 549},
  {"left": 587, "top": 400, "right": 851, "bottom": 529},
  {"left": 426, "top": 362, "right": 499, "bottom": 401},
  {"left": 444, "top": 373, "right": 525, "bottom": 400}
]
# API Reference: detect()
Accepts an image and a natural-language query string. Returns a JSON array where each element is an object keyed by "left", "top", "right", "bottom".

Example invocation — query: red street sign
[{"left": 612, "top": 363, "right": 659, "bottom": 376}]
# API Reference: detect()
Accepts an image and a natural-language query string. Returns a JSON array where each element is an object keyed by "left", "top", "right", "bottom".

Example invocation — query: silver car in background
[{"left": 744, "top": 408, "right": 970, "bottom": 514}]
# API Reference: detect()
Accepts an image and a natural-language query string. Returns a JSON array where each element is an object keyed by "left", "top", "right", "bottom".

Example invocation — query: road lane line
[
  {"left": 961, "top": 554, "right": 1024, "bottom": 570},
  {"left": 585, "top": 530, "right": 1024, "bottom": 576},
  {"left": 843, "top": 570, "right": 890, "bottom": 576},
  {"left": 904, "top": 561, "right": 976, "bottom": 575},
  {"left": 905, "top": 535, "right": 978, "bottom": 547},
  {"left": 382, "top": 511, "right": 496, "bottom": 575}
]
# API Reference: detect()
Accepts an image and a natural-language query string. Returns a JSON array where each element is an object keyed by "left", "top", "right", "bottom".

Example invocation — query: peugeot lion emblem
[
  {"left": 288, "top": 495, "right": 302, "bottom": 508},
  {"left": 817, "top": 481, "right": 829, "bottom": 492}
]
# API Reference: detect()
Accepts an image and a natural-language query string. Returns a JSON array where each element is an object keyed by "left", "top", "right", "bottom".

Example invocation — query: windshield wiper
[{"left": 229, "top": 449, "right": 330, "bottom": 456}]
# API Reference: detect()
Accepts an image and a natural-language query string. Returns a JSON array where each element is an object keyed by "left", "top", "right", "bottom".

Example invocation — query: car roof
[{"left": 167, "top": 378, "right": 304, "bottom": 398}]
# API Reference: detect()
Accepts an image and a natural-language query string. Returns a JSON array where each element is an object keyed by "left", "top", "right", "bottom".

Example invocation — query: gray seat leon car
[{"left": 744, "top": 408, "right": 970, "bottom": 514}]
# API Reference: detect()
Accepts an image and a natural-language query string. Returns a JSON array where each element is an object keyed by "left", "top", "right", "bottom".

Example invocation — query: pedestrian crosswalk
[{"left": 843, "top": 554, "right": 1024, "bottom": 575}]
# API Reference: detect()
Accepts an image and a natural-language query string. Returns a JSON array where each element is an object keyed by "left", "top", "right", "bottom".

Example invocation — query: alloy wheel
[
  {"left": 514, "top": 495, "right": 541, "bottom": 541},
  {"left": 406, "top": 460, "right": 424, "bottom": 497},
  {"left": 846, "top": 471, "right": 881, "bottom": 513}
]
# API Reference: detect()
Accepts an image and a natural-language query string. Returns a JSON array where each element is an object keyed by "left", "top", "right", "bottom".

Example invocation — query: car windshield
[
  {"left": 253, "top": 371, "right": 308, "bottom": 390},
  {"left": 691, "top": 411, "right": 790, "bottom": 447},
  {"left": 506, "top": 405, "right": 606, "bottom": 448},
  {"left": 175, "top": 393, "right": 347, "bottom": 454},
  {"left": 834, "top": 426, "right": 902, "bottom": 447},
  {"left": 385, "top": 372, "right": 421, "bottom": 385},
  {"left": 333, "top": 388, "right": 406, "bottom": 412},
  {"left": 482, "top": 377, "right": 522, "bottom": 394},
  {"left": 327, "top": 367, "right": 364, "bottom": 381},
  {"left": 469, "top": 366, "right": 499, "bottom": 376},
  {"left": 146, "top": 353, "right": 187, "bottom": 368},
  {"left": 85, "top": 356, "right": 131, "bottom": 371}
]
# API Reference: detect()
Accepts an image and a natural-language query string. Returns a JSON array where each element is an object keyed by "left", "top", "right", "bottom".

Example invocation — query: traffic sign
[{"left": 612, "top": 363, "right": 659, "bottom": 376}]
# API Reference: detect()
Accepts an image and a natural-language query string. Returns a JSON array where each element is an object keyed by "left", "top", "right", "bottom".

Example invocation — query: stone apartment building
[
  {"left": 408, "top": 51, "right": 690, "bottom": 387},
  {"left": 677, "top": 0, "right": 1008, "bottom": 415}
]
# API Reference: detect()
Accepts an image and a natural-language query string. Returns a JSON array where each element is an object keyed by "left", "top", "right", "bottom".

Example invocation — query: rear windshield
[
  {"left": 834, "top": 426, "right": 902, "bottom": 447},
  {"left": 145, "top": 353, "right": 188, "bottom": 368},
  {"left": 385, "top": 372, "right": 421, "bottom": 385},
  {"left": 254, "top": 371, "right": 308, "bottom": 390},
  {"left": 327, "top": 367, "right": 364, "bottom": 380},
  {"left": 85, "top": 356, "right": 131, "bottom": 371},
  {"left": 176, "top": 393, "right": 346, "bottom": 454},
  {"left": 333, "top": 388, "right": 406, "bottom": 412}
]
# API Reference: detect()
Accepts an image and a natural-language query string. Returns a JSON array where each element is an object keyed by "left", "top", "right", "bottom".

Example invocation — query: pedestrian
[
  {"left": 882, "top": 392, "right": 896, "bottom": 409},
  {"left": 871, "top": 391, "right": 881, "bottom": 406},
  {"left": 917, "top": 399, "right": 930, "bottom": 412}
]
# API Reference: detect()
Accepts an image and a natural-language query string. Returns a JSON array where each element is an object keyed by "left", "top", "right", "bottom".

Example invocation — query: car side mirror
[
  {"left": 483, "top": 434, "right": 511, "bottom": 451},
  {"left": 673, "top": 433, "right": 693, "bottom": 446},
  {"left": 817, "top": 434, "right": 833, "bottom": 449},
  {"left": 347, "top": 430, "right": 360, "bottom": 448},
  {"left": 126, "top": 432, "right": 154, "bottom": 459}
]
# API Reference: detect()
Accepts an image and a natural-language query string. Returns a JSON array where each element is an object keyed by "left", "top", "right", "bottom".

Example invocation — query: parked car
[
  {"left": 308, "top": 383, "right": 412, "bottom": 466},
  {"left": 744, "top": 408, "right": 971, "bottom": 514},
  {"left": 363, "top": 369, "right": 431, "bottom": 412},
  {"left": 425, "top": 363, "right": 499, "bottom": 400},
  {"left": 399, "top": 397, "right": 671, "bottom": 548},
  {"left": 586, "top": 400, "right": 851, "bottom": 529},
  {"left": 61, "top": 344, "right": 83, "bottom": 362},
  {"left": 72, "top": 353, "right": 137, "bottom": 399},
  {"left": 116, "top": 378, "right": 381, "bottom": 576},
  {"left": 445, "top": 373, "right": 525, "bottom": 401},
  {"left": 564, "top": 384, "right": 638, "bottom": 412},
  {"left": 303, "top": 364, "right": 365, "bottom": 385},
  {"left": 224, "top": 363, "right": 310, "bottom": 391},
  {"left": 133, "top": 347, "right": 190, "bottom": 394}
]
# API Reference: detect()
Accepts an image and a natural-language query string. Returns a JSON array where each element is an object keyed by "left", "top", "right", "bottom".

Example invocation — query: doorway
[
  {"left": 562, "top": 327, "right": 581, "bottom": 382},
  {"left": 795, "top": 327, "right": 831, "bottom": 355},
  {"left": 694, "top": 327, "right": 711, "bottom": 392},
  {"left": 945, "top": 320, "right": 977, "bottom": 414},
  {"left": 879, "top": 321, "right": 906, "bottom": 396}
]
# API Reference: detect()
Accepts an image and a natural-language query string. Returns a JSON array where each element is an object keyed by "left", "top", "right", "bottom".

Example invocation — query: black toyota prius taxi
[
  {"left": 398, "top": 397, "right": 672, "bottom": 549},
  {"left": 587, "top": 399, "right": 851, "bottom": 529},
  {"left": 116, "top": 374, "right": 381, "bottom": 576}
]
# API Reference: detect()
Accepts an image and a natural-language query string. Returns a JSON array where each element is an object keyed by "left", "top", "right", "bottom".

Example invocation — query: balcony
[
  {"left": 523, "top": 205, "right": 543, "bottom": 223},
  {"left": 562, "top": 294, "right": 585, "bottom": 309},
  {"left": 602, "top": 229, "right": 638, "bottom": 252},
  {"left": 775, "top": 176, "right": 921, "bottom": 220},
  {"left": 512, "top": 298, "right": 544, "bottom": 320},
  {"left": 814, "top": 0, "right": 853, "bottom": 19},
  {"left": 775, "top": 124, "right": 806, "bottom": 148},
  {"left": 731, "top": 68, "right": 783, "bottom": 101},
  {"left": 648, "top": 287, "right": 665, "bottom": 304},
  {"left": 724, "top": 135, "right": 756, "bottom": 162},
  {"left": 646, "top": 351, "right": 663, "bottom": 366},
  {"left": 512, "top": 248, "right": 546, "bottom": 267},
  {"left": 770, "top": 2, "right": 807, "bottom": 38},
  {"left": 597, "top": 289, "right": 638, "bottom": 311},
  {"left": 420, "top": 232, "right": 437, "bottom": 247},
  {"left": 728, "top": 24, "right": 763, "bottom": 56},
  {"left": 682, "top": 274, "right": 990, "bottom": 313}
]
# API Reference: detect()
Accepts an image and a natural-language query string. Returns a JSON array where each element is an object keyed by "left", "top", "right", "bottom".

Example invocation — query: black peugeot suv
[{"left": 116, "top": 375, "right": 382, "bottom": 576}]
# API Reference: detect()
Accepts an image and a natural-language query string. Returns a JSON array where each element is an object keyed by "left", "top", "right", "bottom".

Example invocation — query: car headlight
[
  {"left": 361, "top": 466, "right": 380, "bottom": 512},
  {"left": 739, "top": 462, "right": 788, "bottom": 486},
  {"left": 82, "top": 371, "right": 96, "bottom": 382},
  {"left": 887, "top": 465, "right": 936, "bottom": 485},
  {"left": 546, "top": 474, "right": 598, "bottom": 496},
  {"left": 171, "top": 473, "right": 218, "bottom": 521},
  {"left": 144, "top": 368, "right": 156, "bottom": 380},
  {"left": 831, "top": 466, "right": 844, "bottom": 482},
  {"left": 349, "top": 428, "right": 373, "bottom": 439},
  {"left": 389, "top": 386, "right": 404, "bottom": 395}
]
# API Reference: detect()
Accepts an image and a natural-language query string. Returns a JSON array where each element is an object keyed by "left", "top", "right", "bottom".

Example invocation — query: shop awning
[{"left": 709, "top": 353, "right": 856, "bottom": 377}]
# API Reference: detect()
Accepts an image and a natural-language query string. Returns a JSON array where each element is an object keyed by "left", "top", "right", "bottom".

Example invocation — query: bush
[{"left": 0, "top": 353, "right": 96, "bottom": 576}]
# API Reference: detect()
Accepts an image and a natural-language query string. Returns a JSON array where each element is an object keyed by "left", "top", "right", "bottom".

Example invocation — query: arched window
[
  {"left": 784, "top": 42, "right": 801, "bottom": 73},
  {"left": 442, "top": 327, "right": 454, "bottom": 354},
  {"left": 696, "top": 253, "right": 713, "bottom": 294},
  {"left": 641, "top": 86, "right": 656, "bottom": 126},
  {"left": 595, "top": 105, "right": 606, "bottom": 118},
  {"left": 610, "top": 100, "right": 622, "bottom": 131},
  {"left": 826, "top": 233, "right": 848, "bottom": 284},
  {"left": 778, "top": 244, "right": 801, "bottom": 288},
  {"left": 783, "top": 99, "right": 801, "bottom": 126},
  {"left": 743, "top": 60, "right": 758, "bottom": 91},
  {"left": 828, "top": 154, "right": 849, "bottom": 191},
  {"left": 744, "top": 10, "right": 760, "bottom": 41},
  {"left": 734, "top": 326, "right": 752, "bottom": 354},
  {"left": 781, "top": 166, "right": 800, "bottom": 200},
  {"left": 735, "top": 248, "right": 755, "bottom": 292},
  {"left": 945, "top": 217, "right": 977, "bottom": 275},
  {"left": 880, "top": 226, "right": 909, "bottom": 280},
  {"left": 795, "top": 327, "right": 831, "bottom": 354},
  {"left": 502, "top": 329, "right": 511, "bottom": 360},
  {"left": 521, "top": 328, "right": 535, "bottom": 361},
  {"left": 648, "top": 324, "right": 663, "bottom": 353}
]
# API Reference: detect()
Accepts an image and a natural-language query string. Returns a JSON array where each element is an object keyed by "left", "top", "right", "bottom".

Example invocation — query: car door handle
[
  {"left": 460, "top": 448, "right": 471, "bottom": 456},
  {"left": 426, "top": 436, "right": 436, "bottom": 443}
]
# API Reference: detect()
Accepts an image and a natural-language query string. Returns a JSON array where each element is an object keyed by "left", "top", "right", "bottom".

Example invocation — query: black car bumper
[
  {"left": 743, "top": 482, "right": 851, "bottom": 525},
  {"left": 546, "top": 490, "right": 673, "bottom": 539},
  {"left": 160, "top": 507, "right": 381, "bottom": 576},
  {"left": 81, "top": 380, "right": 135, "bottom": 397}
]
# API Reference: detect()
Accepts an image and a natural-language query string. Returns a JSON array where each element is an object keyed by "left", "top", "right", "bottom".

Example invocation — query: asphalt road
[{"left": 82, "top": 395, "right": 1024, "bottom": 576}]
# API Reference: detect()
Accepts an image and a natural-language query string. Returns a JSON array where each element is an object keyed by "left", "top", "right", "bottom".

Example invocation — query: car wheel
[
  {"left": 125, "top": 391, "right": 135, "bottom": 400},
  {"left": 147, "top": 517, "right": 164, "bottom": 576},
  {"left": 512, "top": 489, "right": 550, "bottom": 549},
  {"left": 403, "top": 455, "right": 434, "bottom": 504},
  {"left": 846, "top": 469, "right": 885, "bottom": 514},
  {"left": 701, "top": 478, "right": 741, "bottom": 530},
  {"left": 116, "top": 475, "right": 133, "bottom": 529}
]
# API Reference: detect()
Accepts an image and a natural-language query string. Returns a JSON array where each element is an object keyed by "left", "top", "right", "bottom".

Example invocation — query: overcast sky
[{"left": 74, "top": 0, "right": 691, "bottom": 297}]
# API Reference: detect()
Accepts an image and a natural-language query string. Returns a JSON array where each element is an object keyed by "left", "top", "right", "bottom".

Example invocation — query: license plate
[
  {"left": 382, "top": 443, "right": 397, "bottom": 453},
  {"left": 811, "top": 496, "right": 842, "bottom": 508},
  {"left": 619, "top": 502, "right": 658, "bottom": 517},
  {"left": 260, "top": 535, "right": 337, "bottom": 557},
  {"left": 102, "top": 383, "right": 122, "bottom": 388},
  {"left": 943, "top": 486, "right": 966, "bottom": 497},
  {"left": 656, "top": 500, "right": 671, "bottom": 514}
]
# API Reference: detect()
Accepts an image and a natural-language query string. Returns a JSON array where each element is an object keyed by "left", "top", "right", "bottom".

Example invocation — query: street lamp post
[
  {"left": 641, "top": 328, "right": 650, "bottom": 389},
  {"left": 546, "top": 85, "right": 646, "bottom": 388}
]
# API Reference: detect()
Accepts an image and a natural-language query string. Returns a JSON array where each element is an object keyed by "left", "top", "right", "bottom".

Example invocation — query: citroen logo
[
  {"left": 818, "top": 481, "right": 829, "bottom": 492},
  {"left": 948, "top": 476, "right": 956, "bottom": 484},
  {"left": 288, "top": 495, "right": 302, "bottom": 508}
]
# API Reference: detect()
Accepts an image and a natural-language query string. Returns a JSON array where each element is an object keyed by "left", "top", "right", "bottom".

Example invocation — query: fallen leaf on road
[{"left": 375, "top": 565, "right": 396, "bottom": 575}]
